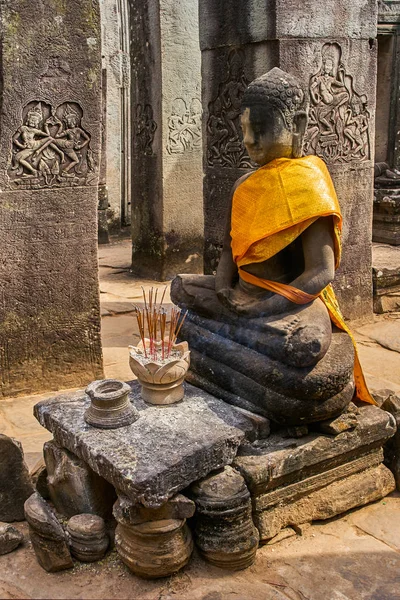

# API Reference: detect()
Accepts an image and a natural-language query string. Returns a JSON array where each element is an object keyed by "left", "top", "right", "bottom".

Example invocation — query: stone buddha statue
[{"left": 171, "top": 67, "right": 374, "bottom": 426}]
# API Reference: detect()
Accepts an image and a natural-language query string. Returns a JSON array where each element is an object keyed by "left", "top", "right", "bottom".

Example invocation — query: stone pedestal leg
[
  {"left": 44, "top": 440, "right": 117, "bottom": 520},
  {"left": 113, "top": 493, "right": 194, "bottom": 579},
  {"left": 189, "top": 466, "right": 259, "bottom": 570}
]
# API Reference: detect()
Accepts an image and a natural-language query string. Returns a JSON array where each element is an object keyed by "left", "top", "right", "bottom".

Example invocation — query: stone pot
[
  {"left": 115, "top": 518, "right": 193, "bottom": 579},
  {"left": 84, "top": 379, "right": 139, "bottom": 429},
  {"left": 129, "top": 340, "right": 190, "bottom": 405}
]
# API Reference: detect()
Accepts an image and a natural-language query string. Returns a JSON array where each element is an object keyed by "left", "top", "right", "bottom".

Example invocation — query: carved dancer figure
[
  {"left": 167, "top": 98, "right": 187, "bottom": 154},
  {"left": 52, "top": 104, "right": 90, "bottom": 174},
  {"left": 344, "top": 96, "right": 369, "bottom": 158},
  {"left": 310, "top": 45, "right": 349, "bottom": 153},
  {"left": 11, "top": 103, "right": 63, "bottom": 177}
]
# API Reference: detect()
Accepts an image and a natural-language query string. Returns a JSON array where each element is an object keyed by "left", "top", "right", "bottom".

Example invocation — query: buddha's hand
[
  {"left": 217, "top": 287, "right": 261, "bottom": 317},
  {"left": 216, "top": 287, "right": 235, "bottom": 310}
]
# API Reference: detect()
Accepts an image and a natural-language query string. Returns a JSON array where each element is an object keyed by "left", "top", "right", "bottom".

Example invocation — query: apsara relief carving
[
  {"left": 166, "top": 97, "right": 202, "bottom": 155},
  {"left": 133, "top": 104, "right": 157, "bottom": 156},
  {"left": 207, "top": 49, "right": 251, "bottom": 169},
  {"left": 9, "top": 101, "right": 95, "bottom": 189},
  {"left": 304, "top": 43, "right": 371, "bottom": 165}
]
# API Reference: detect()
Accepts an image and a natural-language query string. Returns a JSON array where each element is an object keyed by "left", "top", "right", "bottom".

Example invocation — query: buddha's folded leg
[
  {"left": 180, "top": 321, "right": 355, "bottom": 424},
  {"left": 171, "top": 274, "right": 333, "bottom": 368}
]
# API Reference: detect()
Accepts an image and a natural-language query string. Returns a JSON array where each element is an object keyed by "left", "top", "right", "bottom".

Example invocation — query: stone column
[
  {"left": 99, "top": 0, "right": 132, "bottom": 234},
  {"left": 373, "top": 2, "right": 400, "bottom": 246},
  {"left": 128, "top": 0, "right": 204, "bottom": 280},
  {"left": 200, "top": 0, "right": 377, "bottom": 320},
  {"left": 0, "top": 0, "right": 103, "bottom": 397}
]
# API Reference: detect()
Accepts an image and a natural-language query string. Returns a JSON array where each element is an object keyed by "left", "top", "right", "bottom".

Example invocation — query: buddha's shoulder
[{"left": 232, "top": 170, "right": 255, "bottom": 194}]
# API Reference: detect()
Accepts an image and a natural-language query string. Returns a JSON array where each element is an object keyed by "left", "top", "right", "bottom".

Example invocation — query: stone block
[
  {"left": 189, "top": 467, "right": 259, "bottom": 570},
  {"left": 24, "top": 493, "right": 73, "bottom": 572},
  {"left": 44, "top": 440, "right": 117, "bottom": 520},
  {"left": 199, "top": 0, "right": 377, "bottom": 49},
  {"left": 372, "top": 243, "right": 400, "bottom": 312},
  {"left": 317, "top": 412, "right": 358, "bottom": 435},
  {"left": 0, "top": 435, "right": 34, "bottom": 522},
  {"left": 66, "top": 514, "right": 109, "bottom": 562},
  {"left": 254, "top": 464, "right": 395, "bottom": 541},
  {"left": 0, "top": 524, "right": 24, "bottom": 555},
  {"left": 114, "top": 494, "right": 195, "bottom": 526},
  {"left": 253, "top": 449, "right": 384, "bottom": 512},
  {"left": 373, "top": 191, "right": 400, "bottom": 245},
  {"left": 0, "top": 0, "right": 103, "bottom": 397},
  {"left": 234, "top": 406, "right": 395, "bottom": 495},
  {"left": 34, "top": 382, "right": 259, "bottom": 508}
]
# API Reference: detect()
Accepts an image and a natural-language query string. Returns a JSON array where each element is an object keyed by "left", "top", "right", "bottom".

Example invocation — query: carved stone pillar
[
  {"left": 128, "top": 0, "right": 204, "bottom": 280},
  {"left": 0, "top": 0, "right": 104, "bottom": 396},
  {"left": 200, "top": 0, "right": 378, "bottom": 320}
]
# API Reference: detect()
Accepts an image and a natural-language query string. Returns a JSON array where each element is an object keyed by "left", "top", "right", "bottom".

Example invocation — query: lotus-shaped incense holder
[{"left": 129, "top": 339, "right": 190, "bottom": 405}]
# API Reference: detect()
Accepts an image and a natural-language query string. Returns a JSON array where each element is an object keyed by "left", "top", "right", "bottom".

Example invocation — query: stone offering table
[
  {"left": 34, "top": 382, "right": 261, "bottom": 508},
  {"left": 33, "top": 384, "right": 397, "bottom": 576}
]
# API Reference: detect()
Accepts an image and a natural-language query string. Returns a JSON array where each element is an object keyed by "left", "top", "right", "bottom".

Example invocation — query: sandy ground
[{"left": 2, "top": 237, "right": 400, "bottom": 600}]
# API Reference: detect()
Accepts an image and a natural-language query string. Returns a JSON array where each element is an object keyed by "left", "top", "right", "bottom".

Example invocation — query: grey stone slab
[
  {"left": 234, "top": 406, "right": 395, "bottom": 495},
  {"left": 254, "top": 449, "right": 383, "bottom": 512},
  {"left": 34, "top": 382, "right": 257, "bottom": 508},
  {"left": 357, "top": 321, "right": 400, "bottom": 353},
  {"left": 0, "top": 435, "right": 34, "bottom": 522},
  {"left": 255, "top": 464, "right": 395, "bottom": 542},
  {"left": 351, "top": 500, "right": 400, "bottom": 552}
]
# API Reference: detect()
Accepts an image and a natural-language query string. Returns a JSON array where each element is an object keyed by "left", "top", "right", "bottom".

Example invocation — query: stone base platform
[
  {"left": 372, "top": 243, "right": 400, "bottom": 313},
  {"left": 34, "top": 385, "right": 396, "bottom": 574},
  {"left": 234, "top": 405, "right": 396, "bottom": 542},
  {"left": 373, "top": 189, "right": 400, "bottom": 246}
]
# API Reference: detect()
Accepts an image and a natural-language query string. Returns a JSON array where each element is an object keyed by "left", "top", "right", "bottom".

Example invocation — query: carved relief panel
[
  {"left": 166, "top": 97, "right": 202, "bottom": 155},
  {"left": 304, "top": 43, "right": 371, "bottom": 165},
  {"left": 133, "top": 104, "right": 157, "bottom": 156},
  {"left": 8, "top": 101, "right": 96, "bottom": 189},
  {"left": 206, "top": 49, "right": 251, "bottom": 169}
]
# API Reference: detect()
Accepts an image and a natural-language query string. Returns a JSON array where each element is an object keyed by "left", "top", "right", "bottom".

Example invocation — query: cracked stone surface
[{"left": 34, "top": 382, "right": 258, "bottom": 508}]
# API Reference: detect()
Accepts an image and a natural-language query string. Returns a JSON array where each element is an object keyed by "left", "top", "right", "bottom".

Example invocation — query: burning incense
[{"left": 133, "top": 287, "right": 187, "bottom": 360}]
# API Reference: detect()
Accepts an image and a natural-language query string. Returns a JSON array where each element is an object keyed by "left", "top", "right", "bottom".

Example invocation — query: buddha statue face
[
  {"left": 241, "top": 105, "right": 296, "bottom": 165},
  {"left": 241, "top": 67, "right": 308, "bottom": 166}
]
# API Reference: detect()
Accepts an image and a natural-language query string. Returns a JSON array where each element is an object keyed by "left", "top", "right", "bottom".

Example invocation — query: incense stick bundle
[{"left": 133, "top": 287, "right": 187, "bottom": 360}]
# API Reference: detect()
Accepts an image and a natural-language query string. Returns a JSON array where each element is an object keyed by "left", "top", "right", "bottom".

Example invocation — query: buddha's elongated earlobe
[{"left": 292, "top": 111, "right": 308, "bottom": 158}]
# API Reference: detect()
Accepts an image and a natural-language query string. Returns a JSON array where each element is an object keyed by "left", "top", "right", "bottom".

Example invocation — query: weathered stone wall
[
  {"left": 0, "top": 0, "right": 103, "bottom": 396},
  {"left": 129, "top": 0, "right": 204, "bottom": 280},
  {"left": 200, "top": 0, "right": 377, "bottom": 320}
]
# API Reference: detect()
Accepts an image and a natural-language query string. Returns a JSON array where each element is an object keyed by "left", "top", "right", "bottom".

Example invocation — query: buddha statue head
[{"left": 241, "top": 67, "right": 308, "bottom": 165}]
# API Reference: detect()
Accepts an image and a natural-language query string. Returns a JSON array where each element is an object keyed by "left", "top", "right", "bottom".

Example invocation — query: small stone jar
[
  {"left": 67, "top": 514, "right": 109, "bottom": 562},
  {"left": 190, "top": 466, "right": 259, "bottom": 570},
  {"left": 84, "top": 379, "right": 139, "bottom": 429},
  {"left": 113, "top": 497, "right": 193, "bottom": 579}
]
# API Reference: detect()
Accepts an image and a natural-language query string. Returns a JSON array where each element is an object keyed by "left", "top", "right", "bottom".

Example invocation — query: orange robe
[{"left": 231, "top": 154, "right": 375, "bottom": 405}]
